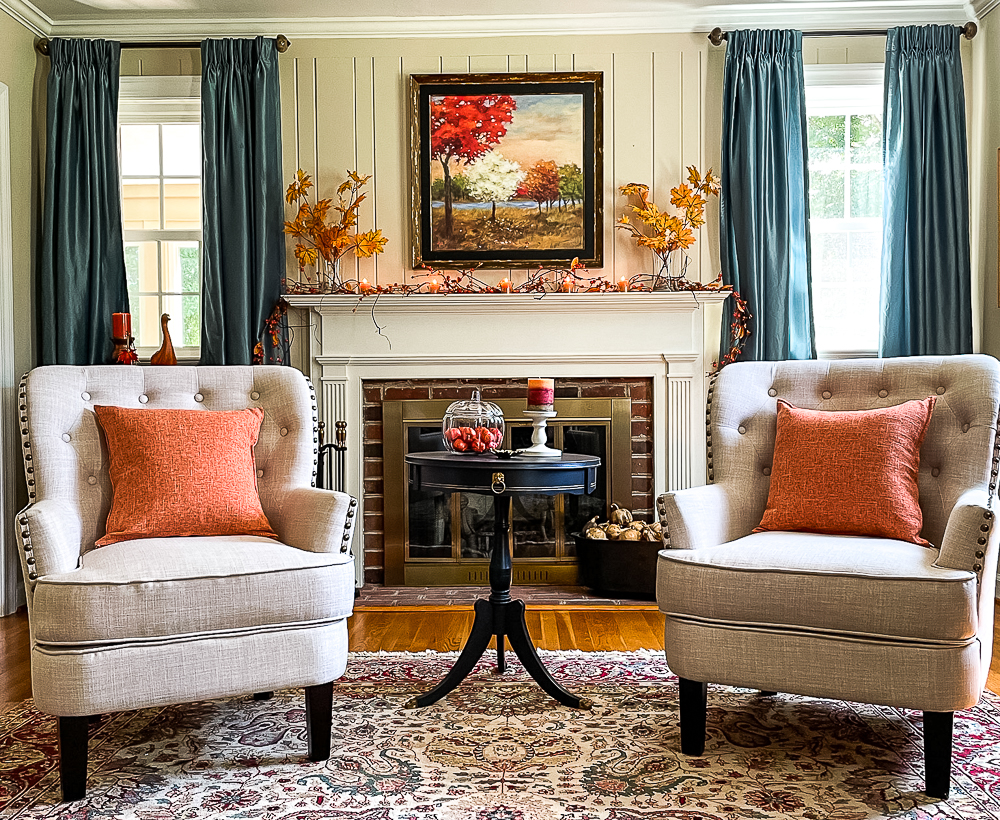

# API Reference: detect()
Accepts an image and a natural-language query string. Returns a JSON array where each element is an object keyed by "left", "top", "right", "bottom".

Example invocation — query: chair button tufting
[
  {"left": 936, "top": 386, "right": 945, "bottom": 395},
  {"left": 138, "top": 394, "right": 149, "bottom": 404},
  {"left": 87, "top": 476, "right": 97, "bottom": 485},
  {"left": 194, "top": 393, "right": 204, "bottom": 402},
  {"left": 257, "top": 470, "right": 264, "bottom": 478},
  {"left": 963, "top": 423, "right": 970, "bottom": 433},
  {"left": 81, "top": 392, "right": 91, "bottom": 401},
  {"left": 280, "top": 427, "right": 288, "bottom": 436},
  {"left": 878, "top": 390, "right": 888, "bottom": 398},
  {"left": 822, "top": 391, "right": 832, "bottom": 399},
  {"left": 738, "top": 425, "right": 747, "bottom": 435},
  {"left": 931, "top": 468, "right": 940, "bottom": 477},
  {"left": 61, "top": 433, "right": 71, "bottom": 442},
  {"left": 768, "top": 388, "right": 777, "bottom": 397},
  {"left": 762, "top": 467, "right": 771, "bottom": 476},
  {"left": 250, "top": 391, "right": 260, "bottom": 400}
]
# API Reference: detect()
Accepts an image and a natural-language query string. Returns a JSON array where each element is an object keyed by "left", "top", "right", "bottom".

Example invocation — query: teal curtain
[
  {"left": 39, "top": 39, "right": 128, "bottom": 365},
  {"left": 880, "top": 26, "right": 972, "bottom": 357},
  {"left": 200, "top": 37, "right": 284, "bottom": 365},
  {"left": 720, "top": 30, "right": 815, "bottom": 361}
]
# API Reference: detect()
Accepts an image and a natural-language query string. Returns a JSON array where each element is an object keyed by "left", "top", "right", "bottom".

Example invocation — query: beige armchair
[
  {"left": 15, "top": 365, "right": 358, "bottom": 801},
  {"left": 657, "top": 355, "right": 1000, "bottom": 799}
]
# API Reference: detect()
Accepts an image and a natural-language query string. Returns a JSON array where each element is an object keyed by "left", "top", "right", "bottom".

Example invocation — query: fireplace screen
[{"left": 384, "top": 398, "right": 631, "bottom": 586}]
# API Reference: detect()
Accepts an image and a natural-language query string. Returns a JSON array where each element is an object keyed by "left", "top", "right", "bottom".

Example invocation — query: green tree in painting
[
  {"left": 431, "top": 173, "right": 471, "bottom": 202},
  {"left": 465, "top": 151, "right": 525, "bottom": 220},
  {"left": 429, "top": 94, "right": 516, "bottom": 239},
  {"left": 558, "top": 163, "right": 584, "bottom": 208}
]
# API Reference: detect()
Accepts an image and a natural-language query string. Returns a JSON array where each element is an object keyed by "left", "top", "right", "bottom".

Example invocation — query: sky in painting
[{"left": 429, "top": 92, "right": 584, "bottom": 182}]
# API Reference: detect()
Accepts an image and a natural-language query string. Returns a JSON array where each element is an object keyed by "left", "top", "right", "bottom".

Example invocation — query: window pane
[
  {"left": 807, "top": 115, "right": 845, "bottom": 163},
  {"left": 163, "top": 294, "right": 200, "bottom": 348},
  {"left": 850, "top": 169, "right": 882, "bottom": 218},
  {"left": 137, "top": 294, "right": 161, "bottom": 348},
  {"left": 121, "top": 179, "right": 161, "bottom": 230},
  {"left": 161, "top": 241, "right": 199, "bottom": 293},
  {"left": 850, "top": 114, "right": 882, "bottom": 164},
  {"left": 162, "top": 123, "right": 201, "bottom": 176},
  {"left": 120, "top": 124, "right": 159, "bottom": 175},
  {"left": 809, "top": 170, "right": 845, "bottom": 219},
  {"left": 124, "top": 240, "right": 159, "bottom": 293},
  {"left": 163, "top": 179, "right": 201, "bottom": 229}
]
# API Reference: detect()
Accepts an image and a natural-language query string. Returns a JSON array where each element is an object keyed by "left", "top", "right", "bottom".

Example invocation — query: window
[
  {"left": 805, "top": 65, "right": 883, "bottom": 356},
  {"left": 119, "top": 77, "right": 201, "bottom": 359}
]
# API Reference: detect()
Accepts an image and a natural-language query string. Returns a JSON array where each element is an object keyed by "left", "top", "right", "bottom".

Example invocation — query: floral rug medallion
[{"left": 1, "top": 650, "right": 999, "bottom": 819}]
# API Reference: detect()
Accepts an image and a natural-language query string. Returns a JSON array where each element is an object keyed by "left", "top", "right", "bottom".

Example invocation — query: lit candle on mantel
[
  {"left": 428, "top": 278, "right": 441, "bottom": 294},
  {"left": 359, "top": 278, "right": 372, "bottom": 295},
  {"left": 499, "top": 278, "right": 512, "bottom": 294},
  {"left": 618, "top": 277, "right": 629, "bottom": 292},
  {"left": 561, "top": 275, "right": 575, "bottom": 293}
]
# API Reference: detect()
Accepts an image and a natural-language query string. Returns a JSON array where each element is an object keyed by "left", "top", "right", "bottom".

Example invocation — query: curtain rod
[
  {"left": 34, "top": 34, "right": 290, "bottom": 56},
  {"left": 708, "top": 23, "right": 977, "bottom": 46}
]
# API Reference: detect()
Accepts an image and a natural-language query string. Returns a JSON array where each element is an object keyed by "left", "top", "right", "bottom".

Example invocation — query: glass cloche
[{"left": 442, "top": 388, "right": 504, "bottom": 454}]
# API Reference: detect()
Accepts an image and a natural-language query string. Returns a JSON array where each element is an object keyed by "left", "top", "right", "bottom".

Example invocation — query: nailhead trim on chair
[
  {"left": 705, "top": 372, "right": 719, "bottom": 484},
  {"left": 17, "top": 511, "right": 37, "bottom": 582},
  {"left": 977, "top": 410, "right": 1000, "bottom": 578},
  {"left": 17, "top": 376, "right": 35, "bottom": 503},
  {"left": 305, "top": 377, "right": 319, "bottom": 488},
  {"left": 342, "top": 496, "right": 359, "bottom": 554}
]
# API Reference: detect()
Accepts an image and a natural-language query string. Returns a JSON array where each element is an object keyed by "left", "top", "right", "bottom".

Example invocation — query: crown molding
[
  {"left": 973, "top": 0, "right": 1000, "bottom": 17},
  {"left": 0, "top": 0, "right": 51, "bottom": 36},
  {"left": 36, "top": 2, "right": 976, "bottom": 42}
]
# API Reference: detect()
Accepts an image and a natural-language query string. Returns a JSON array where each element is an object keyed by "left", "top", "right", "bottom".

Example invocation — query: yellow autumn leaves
[
  {"left": 616, "top": 166, "right": 720, "bottom": 259},
  {"left": 284, "top": 169, "right": 388, "bottom": 271}
]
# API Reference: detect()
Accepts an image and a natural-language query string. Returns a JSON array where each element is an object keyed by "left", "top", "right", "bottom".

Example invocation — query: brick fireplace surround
[
  {"left": 361, "top": 376, "right": 654, "bottom": 585},
  {"left": 286, "top": 291, "right": 728, "bottom": 588}
]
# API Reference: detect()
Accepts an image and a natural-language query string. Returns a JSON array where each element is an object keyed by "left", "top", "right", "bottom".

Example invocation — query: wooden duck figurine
[{"left": 150, "top": 313, "right": 177, "bottom": 366}]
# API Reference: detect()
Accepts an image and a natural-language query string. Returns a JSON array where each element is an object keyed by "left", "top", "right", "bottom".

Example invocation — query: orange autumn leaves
[
  {"left": 616, "top": 166, "right": 720, "bottom": 260},
  {"left": 284, "top": 169, "right": 388, "bottom": 271}
]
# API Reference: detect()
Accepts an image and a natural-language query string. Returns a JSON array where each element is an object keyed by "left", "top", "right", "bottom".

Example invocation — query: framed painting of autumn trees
[{"left": 410, "top": 72, "right": 603, "bottom": 268}]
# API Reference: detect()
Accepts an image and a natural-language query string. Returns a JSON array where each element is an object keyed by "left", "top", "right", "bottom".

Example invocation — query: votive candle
[
  {"left": 112, "top": 312, "right": 130, "bottom": 339},
  {"left": 359, "top": 278, "right": 372, "bottom": 295},
  {"left": 527, "top": 378, "right": 555, "bottom": 411},
  {"left": 618, "top": 277, "right": 629, "bottom": 292},
  {"left": 561, "top": 275, "right": 575, "bottom": 293},
  {"left": 428, "top": 279, "right": 441, "bottom": 294},
  {"left": 499, "top": 278, "right": 512, "bottom": 293}
]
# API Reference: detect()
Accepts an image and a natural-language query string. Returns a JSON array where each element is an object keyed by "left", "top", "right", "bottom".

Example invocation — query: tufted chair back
[
  {"left": 708, "top": 356, "right": 1000, "bottom": 552},
  {"left": 18, "top": 366, "right": 317, "bottom": 577}
]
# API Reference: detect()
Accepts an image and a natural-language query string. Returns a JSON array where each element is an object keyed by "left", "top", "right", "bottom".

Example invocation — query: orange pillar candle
[
  {"left": 618, "top": 277, "right": 629, "bottom": 292},
  {"left": 499, "top": 278, "right": 512, "bottom": 293},
  {"left": 428, "top": 278, "right": 441, "bottom": 294},
  {"left": 112, "top": 312, "right": 130, "bottom": 339},
  {"left": 527, "top": 378, "right": 555, "bottom": 411}
]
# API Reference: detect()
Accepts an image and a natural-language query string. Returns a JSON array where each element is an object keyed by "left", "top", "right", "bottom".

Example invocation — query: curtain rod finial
[
  {"left": 963, "top": 21, "right": 977, "bottom": 40},
  {"left": 708, "top": 27, "right": 725, "bottom": 46},
  {"left": 35, "top": 38, "right": 49, "bottom": 56},
  {"left": 276, "top": 34, "right": 290, "bottom": 53}
]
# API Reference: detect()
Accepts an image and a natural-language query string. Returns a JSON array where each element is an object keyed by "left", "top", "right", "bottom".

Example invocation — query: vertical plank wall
[{"left": 280, "top": 33, "right": 715, "bottom": 288}]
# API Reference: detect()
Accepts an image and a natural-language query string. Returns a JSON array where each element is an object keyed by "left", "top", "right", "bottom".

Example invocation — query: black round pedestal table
[{"left": 404, "top": 450, "right": 601, "bottom": 710}]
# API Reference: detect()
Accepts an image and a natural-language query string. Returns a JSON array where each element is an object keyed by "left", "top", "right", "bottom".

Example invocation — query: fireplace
[
  {"left": 285, "top": 291, "right": 728, "bottom": 588},
  {"left": 375, "top": 382, "right": 646, "bottom": 585}
]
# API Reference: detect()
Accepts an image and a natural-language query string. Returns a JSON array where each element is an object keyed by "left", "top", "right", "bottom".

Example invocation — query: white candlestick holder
[{"left": 522, "top": 410, "right": 561, "bottom": 458}]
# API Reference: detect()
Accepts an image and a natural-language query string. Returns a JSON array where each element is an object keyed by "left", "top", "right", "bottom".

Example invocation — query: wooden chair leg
[
  {"left": 305, "top": 682, "right": 333, "bottom": 762},
  {"left": 58, "top": 716, "right": 89, "bottom": 802},
  {"left": 678, "top": 677, "right": 707, "bottom": 756},
  {"left": 923, "top": 711, "right": 954, "bottom": 799}
]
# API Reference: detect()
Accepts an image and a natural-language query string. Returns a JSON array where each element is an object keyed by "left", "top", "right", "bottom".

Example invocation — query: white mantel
[{"left": 285, "top": 290, "right": 729, "bottom": 583}]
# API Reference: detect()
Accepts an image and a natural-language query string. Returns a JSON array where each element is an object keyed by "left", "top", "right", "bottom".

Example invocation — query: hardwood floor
[{"left": 2, "top": 602, "right": 998, "bottom": 709}]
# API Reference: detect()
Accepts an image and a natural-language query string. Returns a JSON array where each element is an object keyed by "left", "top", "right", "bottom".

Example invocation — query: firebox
[{"left": 383, "top": 396, "right": 635, "bottom": 585}]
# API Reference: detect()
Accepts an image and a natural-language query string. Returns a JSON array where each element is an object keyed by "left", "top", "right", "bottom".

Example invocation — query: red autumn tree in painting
[
  {"left": 430, "top": 94, "right": 517, "bottom": 238},
  {"left": 523, "top": 160, "right": 561, "bottom": 213}
]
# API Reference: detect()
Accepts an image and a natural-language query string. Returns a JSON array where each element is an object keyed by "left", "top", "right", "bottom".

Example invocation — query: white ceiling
[{"left": 1, "top": 0, "right": 988, "bottom": 40}]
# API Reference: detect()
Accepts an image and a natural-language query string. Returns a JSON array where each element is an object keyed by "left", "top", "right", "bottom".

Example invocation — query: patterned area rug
[{"left": 1, "top": 650, "right": 999, "bottom": 819}]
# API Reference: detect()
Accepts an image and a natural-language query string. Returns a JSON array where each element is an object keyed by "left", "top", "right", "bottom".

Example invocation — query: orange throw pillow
[
  {"left": 755, "top": 397, "right": 936, "bottom": 545},
  {"left": 93, "top": 406, "right": 278, "bottom": 546}
]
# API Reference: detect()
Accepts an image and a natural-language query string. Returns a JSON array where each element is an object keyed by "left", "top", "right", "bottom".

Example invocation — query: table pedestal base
[{"left": 405, "top": 596, "right": 593, "bottom": 710}]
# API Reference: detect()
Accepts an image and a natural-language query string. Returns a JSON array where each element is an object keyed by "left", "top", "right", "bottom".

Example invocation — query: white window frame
[
  {"left": 119, "top": 76, "right": 202, "bottom": 361},
  {"left": 804, "top": 64, "right": 883, "bottom": 359}
]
